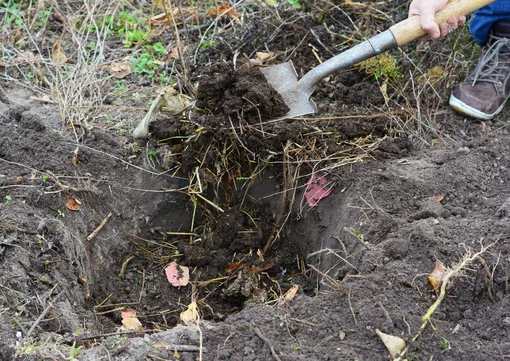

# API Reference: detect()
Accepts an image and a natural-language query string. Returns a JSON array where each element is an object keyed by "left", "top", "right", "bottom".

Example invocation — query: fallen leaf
[
  {"left": 72, "top": 147, "right": 79, "bottom": 166},
  {"left": 249, "top": 262, "right": 275, "bottom": 274},
  {"left": 0, "top": 61, "right": 8, "bottom": 68},
  {"left": 165, "top": 261, "right": 190, "bottom": 287},
  {"left": 148, "top": 9, "right": 179, "bottom": 26},
  {"left": 180, "top": 301, "right": 198, "bottom": 325},
  {"left": 284, "top": 284, "right": 299, "bottom": 301},
  {"left": 52, "top": 10, "right": 65, "bottom": 23},
  {"left": 249, "top": 52, "right": 274, "bottom": 66},
  {"left": 209, "top": 5, "right": 239, "bottom": 22},
  {"left": 433, "top": 195, "right": 444, "bottom": 202},
  {"left": 428, "top": 260, "right": 446, "bottom": 295},
  {"left": 256, "top": 52, "right": 271, "bottom": 61},
  {"left": 168, "top": 46, "right": 180, "bottom": 60},
  {"left": 225, "top": 262, "right": 242, "bottom": 273},
  {"left": 66, "top": 196, "right": 81, "bottom": 211},
  {"left": 107, "top": 62, "right": 131, "bottom": 79},
  {"left": 121, "top": 308, "right": 144, "bottom": 333},
  {"left": 15, "top": 51, "right": 40, "bottom": 64},
  {"left": 379, "top": 81, "right": 389, "bottom": 103},
  {"left": 305, "top": 172, "right": 333, "bottom": 207},
  {"left": 51, "top": 41, "right": 68, "bottom": 63},
  {"left": 376, "top": 329, "right": 406, "bottom": 358},
  {"left": 161, "top": 87, "right": 192, "bottom": 116}
]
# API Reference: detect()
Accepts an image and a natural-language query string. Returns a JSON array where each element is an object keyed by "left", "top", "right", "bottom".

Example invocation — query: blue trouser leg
[{"left": 470, "top": 0, "right": 510, "bottom": 45}]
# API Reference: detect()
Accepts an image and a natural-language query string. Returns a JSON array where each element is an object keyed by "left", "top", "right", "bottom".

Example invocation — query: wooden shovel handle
[{"left": 390, "top": 0, "right": 495, "bottom": 46}]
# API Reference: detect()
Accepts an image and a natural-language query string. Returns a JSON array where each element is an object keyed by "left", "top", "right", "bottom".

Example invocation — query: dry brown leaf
[
  {"left": 121, "top": 308, "right": 144, "bottom": 333},
  {"left": 209, "top": 5, "right": 239, "bottom": 22},
  {"left": 249, "top": 262, "right": 275, "bottom": 274},
  {"left": 66, "top": 196, "right": 81, "bottom": 211},
  {"left": 107, "top": 62, "right": 131, "bottom": 79},
  {"left": 168, "top": 47, "right": 180, "bottom": 60},
  {"left": 225, "top": 262, "right": 242, "bottom": 273},
  {"left": 376, "top": 329, "right": 406, "bottom": 358},
  {"left": 15, "top": 51, "right": 40, "bottom": 64},
  {"left": 284, "top": 284, "right": 300, "bottom": 301},
  {"left": 434, "top": 195, "right": 444, "bottom": 202},
  {"left": 0, "top": 61, "right": 8, "bottom": 68},
  {"left": 428, "top": 259, "right": 446, "bottom": 295},
  {"left": 148, "top": 9, "right": 179, "bottom": 26},
  {"left": 72, "top": 147, "right": 79, "bottom": 166},
  {"left": 51, "top": 41, "right": 68, "bottom": 63},
  {"left": 52, "top": 10, "right": 65, "bottom": 23},
  {"left": 180, "top": 301, "right": 198, "bottom": 325}
]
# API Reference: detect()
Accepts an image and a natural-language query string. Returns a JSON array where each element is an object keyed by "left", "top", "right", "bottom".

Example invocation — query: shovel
[{"left": 260, "top": 0, "right": 495, "bottom": 118}]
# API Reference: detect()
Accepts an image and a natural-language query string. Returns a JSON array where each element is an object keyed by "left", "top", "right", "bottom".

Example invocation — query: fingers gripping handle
[{"left": 390, "top": 0, "right": 496, "bottom": 46}]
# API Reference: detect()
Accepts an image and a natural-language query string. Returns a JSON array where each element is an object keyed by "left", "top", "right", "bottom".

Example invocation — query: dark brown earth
[{"left": 1, "top": 1, "right": 510, "bottom": 361}]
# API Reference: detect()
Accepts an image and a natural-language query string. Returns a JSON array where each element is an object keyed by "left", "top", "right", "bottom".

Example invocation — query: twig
[
  {"left": 377, "top": 301, "right": 393, "bottom": 326},
  {"left": 308, "top": 264, "right": 342, "bottom": 289},
  {"left": 25, "top": 289, "right": 66, "bottom": 340},
  {"left": 254, "top": 327, "right": 282, "bottom": 361},
  {"left": 87, "top": 212, "right": 113, "bottom": 241},
  {"left": 347, "top": 288, "right": 358, "bottom": 325},
  {"left": 76, "top": 331, "right": 137, "bottom": 341}
]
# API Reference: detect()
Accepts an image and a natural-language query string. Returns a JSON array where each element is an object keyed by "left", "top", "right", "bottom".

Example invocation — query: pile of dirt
[{"left": 196, "top": 62, "right": 289, "bottom": 125}]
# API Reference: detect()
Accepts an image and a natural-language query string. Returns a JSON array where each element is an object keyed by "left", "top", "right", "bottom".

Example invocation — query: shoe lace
[{"left": 472, "top": 36, "right": 510, "bottom": 86}]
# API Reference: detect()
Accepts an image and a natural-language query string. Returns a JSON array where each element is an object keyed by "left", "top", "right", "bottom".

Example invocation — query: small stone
[
  {"left": 457, "top": 147, "right": 470, "bottom": 154},
  {"left": 338, "top": 331, "right": 346, "bottom": 340},
  {"left": 503, "top": 317, "right": 510, "bottom": 326}
]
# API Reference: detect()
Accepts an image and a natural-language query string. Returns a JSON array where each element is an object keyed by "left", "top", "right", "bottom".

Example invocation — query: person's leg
[
  {"left": 449, "top": 0, "right": 510, "bottom": 120},
  {"left": 470, "top": 1, "right": 510, "bottom": 46}
]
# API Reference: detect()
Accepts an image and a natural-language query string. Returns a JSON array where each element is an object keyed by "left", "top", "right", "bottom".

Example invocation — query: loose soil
[{"left": 1, "top": 1, "right": 510, "bottom": 361}]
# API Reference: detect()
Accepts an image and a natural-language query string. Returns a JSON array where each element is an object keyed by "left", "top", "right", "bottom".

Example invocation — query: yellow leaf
[
  {"left": 284, "top": 284, "right": 299, "bottom": 301},
  {"left": 51, "top": 41, "right": 68, "bottom": 63},
  {"left": 256, "top": 52, "right": 271, "bottom": 61},
  {"left": 180, "top": 301, "right": 199, "bottom": 325},
  {"left": 152, "top": 0, "right": 169, "bottom": 10},
  {"left": 428, "top": 260, "right": 446, "bottom": 295},
  {"left": 376, "top": 329, "right": 406, "bottom": 358},
  {"left": 161, "top": 88, "right": 192, "bottom": 116},
  {"left": 121, "top": 309, "right": 144, "bottom": 333},
  {"left": 72, "top": 147, "right": 79, "bottom": 166}
]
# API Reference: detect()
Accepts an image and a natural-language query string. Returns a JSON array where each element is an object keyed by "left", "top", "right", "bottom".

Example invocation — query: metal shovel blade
[{"left": 260, "top": 61, "right": 317, "bottom": 118}]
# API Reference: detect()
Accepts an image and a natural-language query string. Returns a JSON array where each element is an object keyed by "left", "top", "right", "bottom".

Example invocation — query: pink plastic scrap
[{"left": 305, "top": 172, "right": 332, "bottom": 207}]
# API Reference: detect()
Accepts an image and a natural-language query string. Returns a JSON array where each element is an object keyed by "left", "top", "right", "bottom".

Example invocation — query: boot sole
[{"left": 449, "top": 94, "right": 509, "bottom": 120}]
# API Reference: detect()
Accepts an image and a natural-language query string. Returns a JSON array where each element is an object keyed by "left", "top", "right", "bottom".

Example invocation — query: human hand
[{"left": 409, "top": 0, "right": 467, "bottom": 40}]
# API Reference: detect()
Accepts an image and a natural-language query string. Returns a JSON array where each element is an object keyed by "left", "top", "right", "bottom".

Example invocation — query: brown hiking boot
[{"left": 449, "top": 21, "right": 510, "bottom": 120}]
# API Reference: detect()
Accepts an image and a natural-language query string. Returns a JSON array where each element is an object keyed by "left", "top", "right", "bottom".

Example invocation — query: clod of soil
[{"left": 196, "top": 62, "right": 289, "bottom": 125}]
